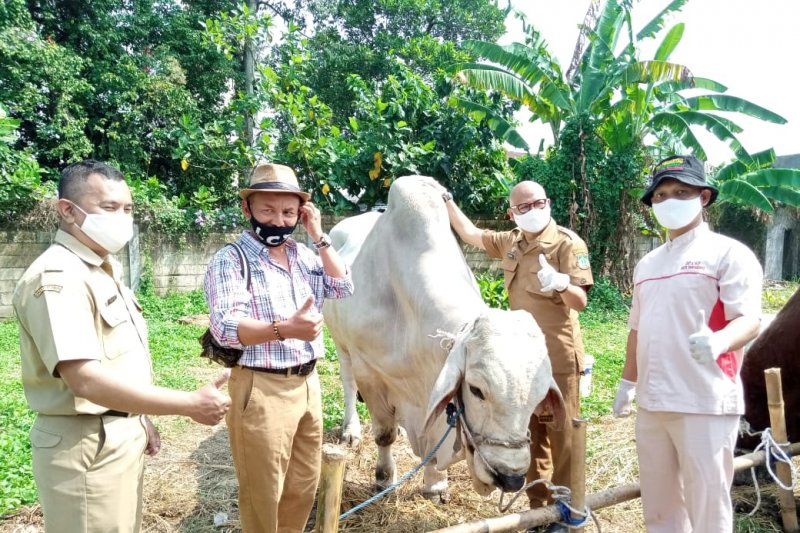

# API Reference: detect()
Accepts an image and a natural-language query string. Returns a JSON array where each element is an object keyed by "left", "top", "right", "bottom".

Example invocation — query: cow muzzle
[{"left": 492, "top": 471, "right": 526, "bottom": 492}]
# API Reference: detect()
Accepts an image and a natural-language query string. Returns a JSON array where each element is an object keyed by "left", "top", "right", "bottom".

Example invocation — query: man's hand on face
[
  {"left": 537, "top": 254, "right": 570, "bottom": 293},
  {"left": 299, "top": 202, "right": 323, "bottom": 241},
  {"left": 688, "top": 309, "right": 728, "bottom": 364}
]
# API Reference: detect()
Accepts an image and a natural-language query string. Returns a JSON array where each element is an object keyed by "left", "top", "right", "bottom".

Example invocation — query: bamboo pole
[
  {"left": 315, "top": 444, "right": 347, "bottom": 533},
  {"left": 765, "top": 368, "right": 799, "bottom": 533},
  {"left": 734, "top": 442, "right": 800, "bottom": 471},
  {"left": 428, "top": 440, "right": 800, "bottom": 533},
  {"left": 428, "top": 484, "right": 641, "bottom": 533},
  {"left": 571, "top": 418, "right": 587, "bottom": 533}
]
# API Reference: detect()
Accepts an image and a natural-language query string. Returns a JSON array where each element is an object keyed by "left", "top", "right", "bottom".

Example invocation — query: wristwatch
[{"left": 313, "top": 233, "right": 332, "bottom": 250}]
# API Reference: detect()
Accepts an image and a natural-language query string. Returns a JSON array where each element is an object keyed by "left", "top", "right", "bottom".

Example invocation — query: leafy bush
[
  {"left": 129, "top": 176, "right": 245, "bottom": 238},
  {"left": 585, "top": 276, "right": 630, "bottom": 315},
  {"left": 0, "top": 104, "right": 55, "bottom": 224},
  {"left": 476, "top": 272, "right": 508, "bottom": 310}
]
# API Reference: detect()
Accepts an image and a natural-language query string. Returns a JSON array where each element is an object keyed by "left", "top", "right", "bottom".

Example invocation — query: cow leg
[
  {"left": 370, "top": 406, "right": 398, "bottom": 491},
  {"left": 422, "top": 464, "right": 450, "bottom": 503},
  {"left": 374, "top": 427, "right": 397, "bottom": 490},
  {"left": 338, "top": 348, "right": 362, "bottom": 448}
]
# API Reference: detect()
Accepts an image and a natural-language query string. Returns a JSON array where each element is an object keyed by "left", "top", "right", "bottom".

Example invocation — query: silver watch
[{"left": 313, "top": 233, "right": 332, "bottom": 249}]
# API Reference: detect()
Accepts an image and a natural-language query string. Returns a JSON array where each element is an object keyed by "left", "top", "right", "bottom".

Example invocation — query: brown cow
[{"left": 740, "top": 287, "right": 800, "bottom": 449}]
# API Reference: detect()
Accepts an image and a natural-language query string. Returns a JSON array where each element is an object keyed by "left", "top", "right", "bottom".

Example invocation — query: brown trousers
[
  {"left": 227, "top": 367, "right": 323, "bottom": 533},
  {"left": 526, "top": 372, "right": 580, "bottom": 508},
  {"left": 31, "top": 414, "right": 147, "bottom": 533}
]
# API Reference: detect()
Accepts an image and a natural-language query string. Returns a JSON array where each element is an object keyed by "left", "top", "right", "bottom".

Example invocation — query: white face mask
[
  {"left": 652, "top": 197, "right": 703, "bottom": 230},
  {"left": 72, "top": 203, "right": 134, "bottom": 253},
  {"left": 514, "top": 205, "right": 551, "bottom": 234}
]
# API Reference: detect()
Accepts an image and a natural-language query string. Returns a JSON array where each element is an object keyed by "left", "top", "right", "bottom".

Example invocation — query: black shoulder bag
[{"left": 199, "top": 243, "right": 251, "bottom": 367}]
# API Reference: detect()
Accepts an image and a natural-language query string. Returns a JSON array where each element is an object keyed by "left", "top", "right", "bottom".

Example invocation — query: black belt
[
  {"left": 242, "top": 359, "right": 316, "bottom": 376},
  {"left": 103, "top": 410, "right": 133, "bottom": 417}
]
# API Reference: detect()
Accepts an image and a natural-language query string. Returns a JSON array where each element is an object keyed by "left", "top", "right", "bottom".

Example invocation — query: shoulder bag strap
[{"left": 227, "top": 243, "right": 252, "bottom": 294}]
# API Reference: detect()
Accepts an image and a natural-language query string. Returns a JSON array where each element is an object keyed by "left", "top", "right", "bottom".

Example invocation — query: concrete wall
[{"left": 0, "top": 216, "right": 657, "bottom": 318}]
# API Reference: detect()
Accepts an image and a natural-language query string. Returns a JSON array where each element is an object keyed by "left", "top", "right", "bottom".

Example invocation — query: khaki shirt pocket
[
  {"left": 99, "top": 297, "right": 135, "bottom": 359},
  {"left": 30, "top": 426, "right": 62, "bottom": 449},
  {"left": 500, "top": 257, "right": 518, "bottom": 290}
]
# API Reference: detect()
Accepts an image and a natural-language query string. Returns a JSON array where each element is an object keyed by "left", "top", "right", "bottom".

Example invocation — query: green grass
[
  {"left": 0, "top": 319, "right": 36, "bottom": 517},
  {"left": 1, "top": 281, "right": 796, "bottom": 523}
]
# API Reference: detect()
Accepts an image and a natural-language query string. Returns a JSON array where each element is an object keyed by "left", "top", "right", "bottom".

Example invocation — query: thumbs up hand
[
  {"left": 688, "top": 310, "right": 728, "bottom": 364},
  {"left": 283, "top": 295, "right": 323, "bottom": 342},
  {"left": 190, "top": 369, "right": 232, "bottom": 426},
  {"left": 538, "top": 254, "right": 570, "bottom": 293}
]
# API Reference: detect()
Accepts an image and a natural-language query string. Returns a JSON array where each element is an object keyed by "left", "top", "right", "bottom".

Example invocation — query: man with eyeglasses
[
  {"left": 613, "top": 155, "right": 762, "bottom": 532},
  {"left": 445, "top": 181, "right": 593, "bottom": 531}
]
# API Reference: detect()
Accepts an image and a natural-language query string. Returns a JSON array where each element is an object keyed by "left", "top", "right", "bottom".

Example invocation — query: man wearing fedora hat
[
  {"left": 204, "top": 162, "right": 353, "bottom": 532},
  {"left": 613, "top": 155, "right": 763, "bottom": 532}
]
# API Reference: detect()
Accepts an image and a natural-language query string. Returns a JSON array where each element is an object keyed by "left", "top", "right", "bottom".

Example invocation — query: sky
[{"left": 500, "top": 0, "right": 800, "bottom": 165}]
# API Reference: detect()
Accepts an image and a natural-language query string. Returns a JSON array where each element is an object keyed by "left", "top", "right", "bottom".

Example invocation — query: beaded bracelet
[{"left": 272, "top": 320, "right": 286, "bottom": 341}]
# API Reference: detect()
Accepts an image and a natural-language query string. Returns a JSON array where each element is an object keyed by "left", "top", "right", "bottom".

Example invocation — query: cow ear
[
  {"left": 423, "top": 340, "right": 467, "bottom": 434},
  {"left": 533, "top": 377, "right": 568, "bottom": 431}
]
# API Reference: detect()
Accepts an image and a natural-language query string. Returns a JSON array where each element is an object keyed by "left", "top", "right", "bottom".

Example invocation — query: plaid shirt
[{"left": 204, "top": 231, "right": 353, "bottom": 369}]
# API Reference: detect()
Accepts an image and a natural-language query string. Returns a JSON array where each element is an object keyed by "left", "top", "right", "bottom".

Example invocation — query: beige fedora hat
[{"left": 239, "top": 163, "right": 310, "bottom": 201}]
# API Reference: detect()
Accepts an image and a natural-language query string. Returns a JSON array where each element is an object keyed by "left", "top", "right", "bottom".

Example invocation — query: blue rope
[
  {"left": 339, "top": 403, "right": 462, "bottom": 521},
  {"left": 555, "top": 500, "right": 589, "bottom": 528}
]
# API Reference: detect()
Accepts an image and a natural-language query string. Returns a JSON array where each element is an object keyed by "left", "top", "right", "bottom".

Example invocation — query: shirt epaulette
[{"left": 556, "top": 226, "right": 581, "bottom": 241}]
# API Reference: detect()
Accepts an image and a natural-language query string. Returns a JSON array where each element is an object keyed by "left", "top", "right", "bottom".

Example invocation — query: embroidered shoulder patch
[
  {"left": 575, "top": 253, "right": 590, "bottom": 270},
  {"left": 34, "top": 285, "right": 63, "bottom": 297}
]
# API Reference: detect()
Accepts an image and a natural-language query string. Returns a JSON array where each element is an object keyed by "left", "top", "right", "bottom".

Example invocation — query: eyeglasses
[{"left": 510, "top": 199, "right": 549, "bottom": 215}]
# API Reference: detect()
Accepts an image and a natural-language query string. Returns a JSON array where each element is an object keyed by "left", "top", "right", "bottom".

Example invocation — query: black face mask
[{"left": 250, "top": 217, "right": 298, "bottom": 247}]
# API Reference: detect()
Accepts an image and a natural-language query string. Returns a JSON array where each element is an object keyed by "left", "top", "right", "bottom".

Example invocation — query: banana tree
[
  {"left": 713, "top": 149, "right": 800, "bottom": 214},
  {"left": 452, "top": 0, "right": 787, "bottom": 162}
]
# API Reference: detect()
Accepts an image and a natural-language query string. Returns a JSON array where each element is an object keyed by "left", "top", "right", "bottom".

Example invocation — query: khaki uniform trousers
[
  {"left": 228, "top": 367, "right": 323, "bottom": 533},
  {"left": 636, "top": 408, "right": 739, "bottom": 533},
  {"left": 30, "top": 413, "right": 147, "bottom": 533},
  {"left": 526, "top": 372, "right": 579, "bottom": 508}
]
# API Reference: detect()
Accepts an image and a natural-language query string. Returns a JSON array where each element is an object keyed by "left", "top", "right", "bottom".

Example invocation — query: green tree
[
  {"left": 713, "top": 149, "right": 800, "bottom": 213},
  {"left": 7, "top": 0, "right": 239, "bottom": 194},
  {"left": 298, "top": 0, "right": 507, "bottom": 123},
  {"left": 454, "top": 0, "right": 788, "bottom": 281},
  {"left": 0, "top": 5, "right": 93, "bottom": 170}
]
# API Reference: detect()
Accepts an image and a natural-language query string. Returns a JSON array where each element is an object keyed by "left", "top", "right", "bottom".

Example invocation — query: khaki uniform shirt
[
  {"left": 483, "top": 220, "right": 594, "bottom": 374},
  {"left": 13, "top": 230, "right": 152, "bottom": 415}
]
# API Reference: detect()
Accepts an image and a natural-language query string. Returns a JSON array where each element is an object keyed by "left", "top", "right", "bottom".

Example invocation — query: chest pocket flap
[
  {"left": 500, "top": 257, "right": 518, "bottom": 289},
  {"left": 98, "top": 296, "right": 133, "bottom": 359}
]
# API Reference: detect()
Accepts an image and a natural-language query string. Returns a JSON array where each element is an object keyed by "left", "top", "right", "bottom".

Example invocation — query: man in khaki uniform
[
  {"left": 13, "top": 160, "right": 232, "bottom": 533},
  {"left": 446, "top": 181, "right": 593, "bottom": 533}
]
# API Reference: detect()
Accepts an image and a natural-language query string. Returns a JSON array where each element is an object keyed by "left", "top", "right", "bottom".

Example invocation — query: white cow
[{"left": 324, "top": 175, "right": 565, "bottom": 501}]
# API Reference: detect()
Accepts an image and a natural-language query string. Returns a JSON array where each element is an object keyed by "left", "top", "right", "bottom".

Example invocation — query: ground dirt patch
[{"left": 0, "top": 393, "right": 793, "bottom": 532}]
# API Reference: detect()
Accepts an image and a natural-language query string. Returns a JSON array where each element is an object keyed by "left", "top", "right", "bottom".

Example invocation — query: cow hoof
[
  {"left": 375, "top": 467, "right": 397, "bottom": 489},
  {"left": 340, "top": 428, "right": 361, "bottom": 448},
  {"left": 422, "top": 490, "right": 450, "bottom": 504}
]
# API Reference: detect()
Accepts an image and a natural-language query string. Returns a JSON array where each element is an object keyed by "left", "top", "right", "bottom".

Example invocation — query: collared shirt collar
[
  {"left": 667, "top": 221, "right": 710, "bottom": 249},
  {"left": 54, "top": 229, "right": 105, "bottom": 267},
  {"left": 514, "top": 218, "right": 558, "bottom": 249},
  {"left": 239, "top": 230, "right": 297, "bottom": 259}
]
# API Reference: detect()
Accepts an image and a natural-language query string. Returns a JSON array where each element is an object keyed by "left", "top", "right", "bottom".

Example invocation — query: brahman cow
[{"left": 323, "top": 175, "right": 564, "bottom": 501}]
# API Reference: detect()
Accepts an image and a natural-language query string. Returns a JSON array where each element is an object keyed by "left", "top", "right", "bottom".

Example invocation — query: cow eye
[{"left": 469, "top": 385, "right": 485, "bottom": 401}]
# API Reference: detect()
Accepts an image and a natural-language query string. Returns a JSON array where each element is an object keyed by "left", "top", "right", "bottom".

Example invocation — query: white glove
[
  {"left": 613, "top": 378, "right": 636, "bottom": 417},
  {"left": 688, "top": 309, "right": 728, "bottom": 364},
  {"left": 538, "top": 254, "right": 570, "bottom": 293}
]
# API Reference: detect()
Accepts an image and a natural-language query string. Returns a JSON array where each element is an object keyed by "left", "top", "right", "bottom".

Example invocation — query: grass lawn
[{"left": 0, "top": 280, "right": 796, "bottom": 528}]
